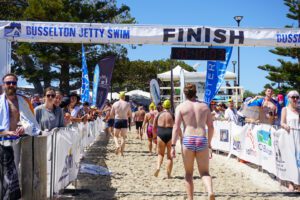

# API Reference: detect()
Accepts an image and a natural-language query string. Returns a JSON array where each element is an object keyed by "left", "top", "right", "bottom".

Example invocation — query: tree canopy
[{"left": 258, "top": 0, "right": 300, "bottom": 94}]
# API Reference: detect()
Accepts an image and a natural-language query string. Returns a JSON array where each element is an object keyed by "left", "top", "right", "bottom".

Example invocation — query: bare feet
[
  {"left": 209, "top": 193, "right": 215, "bottom": 200},
  {"left": 154, "top": 169, "right": 160, "bottom": 177},
  {"left": 115, "top": 147, "right": 120, "bottom": 155}
]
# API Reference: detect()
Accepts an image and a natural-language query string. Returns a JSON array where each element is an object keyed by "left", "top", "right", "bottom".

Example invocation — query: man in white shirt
[{"left": 224, "top": 99, "right": 238, "bottom": 124}]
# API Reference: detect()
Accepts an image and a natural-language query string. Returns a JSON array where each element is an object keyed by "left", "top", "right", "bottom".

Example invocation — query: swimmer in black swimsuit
[{"left": 153, "top": 100, "right": 174, "bottom": 178}]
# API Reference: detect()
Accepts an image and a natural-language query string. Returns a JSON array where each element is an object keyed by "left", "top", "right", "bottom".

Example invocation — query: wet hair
[
  {"left": 2, "top": 73, "right": 18, "bottom": 82},
  {"left": 43, "top": 87, "right": 55, "bottom": 96},
  {"left": 184, "top": 83, "right": 196, "bottom": 99}
]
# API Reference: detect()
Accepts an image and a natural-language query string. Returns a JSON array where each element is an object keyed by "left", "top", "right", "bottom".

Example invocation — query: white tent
[
  {"left": 126, "top": 90, "right": 151, "bottom": 99},
  {"left": 107, "top": 92, "right": 120, "bottom": 101},
  {"left": 157, "top": 65, "right": 236, "bottom": 82},
  {"left": 157, "top": 65, "right": 189, "bottom": 81}
]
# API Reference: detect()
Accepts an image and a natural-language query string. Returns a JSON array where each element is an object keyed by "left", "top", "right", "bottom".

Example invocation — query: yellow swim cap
[
  {"left": 163, "top": 100, "right": 171, "bottom": 109},
  {"left": 149, "top": 102, "right": 156, "bottom": 110},
  {"left": 119, "top": 92, "right": 126, "bottom": 99}
]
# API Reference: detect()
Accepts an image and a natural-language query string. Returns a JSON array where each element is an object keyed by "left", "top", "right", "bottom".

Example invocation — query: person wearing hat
[
  {"left": 143, "top": 102, "right": 158, "bottom": 154},
  {"left": 153, "top": 99, "right": 174, "bottom": 178},
  {"left": 224, "top": 99, "right": 238, "bottom": 124},
  {"left": 110, "top": 92, "right": 132, "bottom": 156}
]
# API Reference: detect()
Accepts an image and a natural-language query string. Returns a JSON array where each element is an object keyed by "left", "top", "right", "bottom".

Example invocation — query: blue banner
[
  {"left": 92, "top": 64, "right": 100, "bottom": 106},
  {"left": 96, "top": 56, "right": 115, "bottom": 109},
  {"left": 204, "top": 47, "right": 232, "bottom": 104},
  {"left": 81, "top": 44, "right": 90, "bottom": 103}
]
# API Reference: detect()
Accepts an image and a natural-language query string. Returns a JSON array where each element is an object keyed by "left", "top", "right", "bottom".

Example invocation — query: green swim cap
[
  {"left": 149, "top": 102, "right": 156, "bottom": 110},
  {"left": 119, "top": 92, "right": 126, "bottom": 98},
  {"left": 163, "top": 100, "right": 171, "bottom": 109}
]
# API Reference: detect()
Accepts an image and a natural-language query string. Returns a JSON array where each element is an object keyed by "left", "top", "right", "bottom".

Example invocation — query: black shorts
[
  {"left": 107, "top": 119, "right": 114, "bottom": 127},
  {"left": 135, "top": 121, "right": 143, "bottom": 130},
  {"left": 114, "top": 119, "right": 128, "bottom": 129}
]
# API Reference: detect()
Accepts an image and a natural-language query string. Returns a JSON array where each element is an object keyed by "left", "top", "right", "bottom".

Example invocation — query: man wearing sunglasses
[{"left": 0, "top": 73, "right": 41, "bottom": 199}]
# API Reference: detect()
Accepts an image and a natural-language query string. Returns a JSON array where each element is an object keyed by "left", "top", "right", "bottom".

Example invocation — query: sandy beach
[{"left": 58, "top": 129, "right": 299, "bottom": 200}]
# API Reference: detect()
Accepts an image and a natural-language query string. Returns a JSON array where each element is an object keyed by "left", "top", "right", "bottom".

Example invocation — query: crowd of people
[
  {"left": 1, "top": 72, "right": 299, "bottom": 199},
  {"left": 0, "top": 73, "right": 103, "bottom": 199}
]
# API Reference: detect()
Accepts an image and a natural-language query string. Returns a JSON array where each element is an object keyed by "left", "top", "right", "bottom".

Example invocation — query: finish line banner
[{"left": 1, "top": 21, "right": 300, "bottom": 47}]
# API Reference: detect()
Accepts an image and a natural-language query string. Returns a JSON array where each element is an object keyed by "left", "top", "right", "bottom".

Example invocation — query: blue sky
[{"left": 118, "top": 0, "right": 294, "bottom": 93}]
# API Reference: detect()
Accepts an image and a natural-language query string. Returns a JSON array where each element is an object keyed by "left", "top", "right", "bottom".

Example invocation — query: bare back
[
  {"left": 111, "top": 100, "right": 131, "bottom": 119},
  {"left": 135, "top": 110, "right": 146, "bottom": 122},
  {"left": 157, "top": 111, "right": 174, "bottom": 128},
  {"left": 176, "top": 100, "right": 212, "bottom": 137}
]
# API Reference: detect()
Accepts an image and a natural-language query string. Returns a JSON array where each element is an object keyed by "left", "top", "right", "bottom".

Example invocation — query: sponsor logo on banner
[
  {"left": 220, "top": 129, "right": 229, "bottom": 142},
  {"left": 245, "top": 128, "right": 257, "bottom": 157},
  {"left": 4, "top": 22, "right": 21, "bottom": 37},
  {"left": 257, "top": 129, "right": 272, "bottom": 156},
  {"left": 273, "top": 130, "right": 285, "bottom": 172},
  {"left": 233, "top": 136, "right": 241, "bottom": 151},
  {"left": 58, "top": 148, "right": 74, "bottom": 182}
]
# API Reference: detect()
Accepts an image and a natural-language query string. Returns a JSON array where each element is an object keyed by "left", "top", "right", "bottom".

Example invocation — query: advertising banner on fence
[
  {"left": 239, "top": 124, "right": 260, "bottom": 165},
  {"left": 2, "top": 21, "right": 300, "bottom": 47},
  {"left": 95, "top": 56, "right": 115, "bottom": 109},
  {"left": 257, "top": 124, "right": 276, "bottom": 175},
  {"left": 211, "top": 121, "right": 231, "bottom": 152}
]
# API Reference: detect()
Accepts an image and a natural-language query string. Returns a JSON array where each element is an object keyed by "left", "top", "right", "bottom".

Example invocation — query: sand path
[{"left": 58, "top": 130, "right": 299, "bottom": 200}]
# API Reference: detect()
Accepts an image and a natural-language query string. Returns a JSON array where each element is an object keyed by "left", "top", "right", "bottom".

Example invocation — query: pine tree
[
  {"left": 1, "top": 0, "right": 135, "bottom": 94},
  {"left": 258, "top": 0, "right": 300, "bottom": 94}
]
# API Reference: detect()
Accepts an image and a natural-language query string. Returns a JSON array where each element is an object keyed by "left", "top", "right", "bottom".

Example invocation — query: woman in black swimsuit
[{"left": 153, "top": 100, "right": 174, "bottom": 178}]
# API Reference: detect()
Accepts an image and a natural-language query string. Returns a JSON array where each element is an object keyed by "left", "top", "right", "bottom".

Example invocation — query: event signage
[
  {"left": 1, "top": 21, "right": 300, "bottom": 47},
  {"left": 150, "top": 79, "right": 161, "bottom": 106},
  {"left": 171, "top": 47, "right": 225, "bottom": 61},
  {"left": 92, "top": 64, "right": 100, "bottom": 106},
  {"left": 95, "top": 56, "right": 115, "bottom": 109},
  {"left": 204, "top": 47, "right": 232, "bottom": 104}
]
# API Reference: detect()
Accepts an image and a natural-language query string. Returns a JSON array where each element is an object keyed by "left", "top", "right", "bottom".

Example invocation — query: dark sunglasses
[
  {"left": 46, "top": 94, "right": 56, "bottom": 98},
  {"left": 4, "top": 81, "right": 17, "bottom": 86},
  {"left": 291, "top": 96, "right": 299, "bottom": 100}
]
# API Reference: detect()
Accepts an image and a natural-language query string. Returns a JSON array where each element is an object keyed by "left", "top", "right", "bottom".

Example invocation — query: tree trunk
[
  {"left": 43, "top": 63, "right": 51, "bottom": 89},
  {"left": 60, "top": 62, "right": 70, "bottom": 94}
]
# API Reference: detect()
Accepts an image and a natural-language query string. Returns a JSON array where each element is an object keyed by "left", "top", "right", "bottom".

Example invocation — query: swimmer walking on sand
[
  {"left": 171, "top": 83, "right": 215, "bottom": 200},
  {"left": 110, "top": 92, "right": 132, "bottom": 156}
]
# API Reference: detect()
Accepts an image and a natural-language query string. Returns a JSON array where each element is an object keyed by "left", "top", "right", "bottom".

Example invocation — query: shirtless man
[
  {"left": 171, "top": 83, "right": 215, "bottom": 200},
  {"left": 0, "top": 74, "right": 26, "bottom": 199},
  {"left": 134, "top": 105, "right": 146, "bottom": 140},
  {"left": 143, "top": 102, "right": 158, "bottom": 153},
  {"left": 110, "top": 92, "right": 132, "bottom": 156},
  {"left": 248, "top": 87, "right": 280, "bottom": 125}
]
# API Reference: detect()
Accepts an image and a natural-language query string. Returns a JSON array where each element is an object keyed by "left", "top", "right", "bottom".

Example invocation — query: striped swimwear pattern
[{"left": 183, "top": 136, "right": 208, "bottom": 152}]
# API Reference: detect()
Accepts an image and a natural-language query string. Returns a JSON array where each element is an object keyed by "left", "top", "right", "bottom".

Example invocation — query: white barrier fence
[
  {"left": 12, "top": 118, "right": 104, "bottom": 199},
  {"left": 47, "top": 118, "right": 103, "bottom": 197},
  {"left": 212, "top": 120, "right": 300, "bottom": 185}
]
